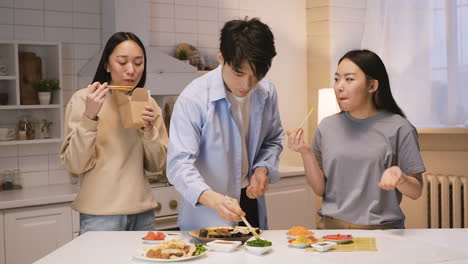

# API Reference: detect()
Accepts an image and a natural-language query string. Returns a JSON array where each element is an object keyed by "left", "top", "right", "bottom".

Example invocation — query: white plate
[
  {"left": 323, "top": 238, "right": 353, "bottom": 244},
  {"left": 141, "top": 238, "right": 165, "bottom": 244},
  {"left": 134, "top": 249, "right": 208, "bottom": 262}
]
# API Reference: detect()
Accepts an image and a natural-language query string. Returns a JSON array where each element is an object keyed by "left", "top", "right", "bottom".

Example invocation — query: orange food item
[
  {"left": 287, "top": 226, "right": 315, "bottom": 236},
  {"left": 143, "top": 231, "right": 166, "bottom": 240},
  {"left": 288, "top": 237, "right": 317, "bottom": 244},
  {"left": 323, "top": 234, "right": 352, "bottom": 240}
]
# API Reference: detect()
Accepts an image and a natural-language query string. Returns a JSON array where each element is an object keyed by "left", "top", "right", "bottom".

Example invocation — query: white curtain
[{"left": 361, "top": 0, "right": 468, "bottom": 127}]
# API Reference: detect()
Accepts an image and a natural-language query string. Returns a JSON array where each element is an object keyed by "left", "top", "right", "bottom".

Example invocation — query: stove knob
[
  {"left": 169, "top": 200, "right": 178, "bottom": 209},
  {"left": 154, "top": 202, "right": 162, "bottom": 211}
]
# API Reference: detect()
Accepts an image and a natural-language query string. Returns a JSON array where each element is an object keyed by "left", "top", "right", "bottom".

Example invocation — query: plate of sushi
[{"left": 189, "top": 226, "right": 263, "bottom": 242}]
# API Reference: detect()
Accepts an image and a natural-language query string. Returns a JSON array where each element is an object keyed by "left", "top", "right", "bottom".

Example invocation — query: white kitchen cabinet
[
  {"left": 0, "top": 210, "right": 5, "bottom": 264},
  {"left": 265, "top": 175, "right": 316, "bottom": 229},
  {"left": 0, "top": 40, "right": 63, "bottom": 146},
  {"left": 4, "top": 203, "right": 72, "bottom": 264}
]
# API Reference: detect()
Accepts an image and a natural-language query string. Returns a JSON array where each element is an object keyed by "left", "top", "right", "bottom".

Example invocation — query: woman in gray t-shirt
[{"left": 288, "top": 50, "right": 425, "bottom": 229}]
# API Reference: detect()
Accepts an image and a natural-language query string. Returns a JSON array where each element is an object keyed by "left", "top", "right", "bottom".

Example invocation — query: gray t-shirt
[{"left": 312, "top": 111, "right": 426, "bottom": 228}]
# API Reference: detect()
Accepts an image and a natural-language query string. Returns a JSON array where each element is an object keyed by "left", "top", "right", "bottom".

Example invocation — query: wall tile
[
  {"left": 150, "top": 31, "right": 175, "bottom": 46},
  {"left": 44, "top": 11, "right": 73, "bottom": 27},
  {"left": 74, "top": 59, "right": 87, "bottom": 74},
  {"left": 0, "top": 25, "right": 13, "bottom": 39},
  {"left": 175, "top": 33, "right": 197, "bottom": 45},
  {"left": 47, "top": 142, "right": 61, "bottom": 154},
  {"left": 152, "top": 3, "right": 174, "bottom": 18},
  {"left": 14, "top": 0, "right": 43, "bottom": 9},
  {"left": 73, "top": 28, "right": 100, "bottom": 44},
  {"left": 197, "top": 6, "right": 217, "bottom": 21},
  {"left": 197, "top": 34, "right": 218, "bottom": 48},
  {"left": 175, "top": 19, "right": 197, "bottom": 33},
  {"left": 45, "top": 0, "right": 72, "bottom": 12},
  {"left": 151, "top": 17, "right": 175, "bottom": 32},
  {"left": 18, "top": 144, "right": 50, "bottom": 156},
  {"left": 239, "top": 0, "right": 255, "bottom": 10},
  {"left": 0, "top": 0, "right": 12, "bottom": 8},
  {"left": 45, "top": 27, "right": 74, "bottom": 43},
  {"left": 73, "top": 44, "right": 100, "bottom": 60},
  {"left": 152, "top": 0, "right": 174, "bottom": 3},
  {"left": 21, "top": 171, "right": 49, "bottom": 188},
  {"left": 62, "top": 74, "right": 76, "bottom": 91},
  {"left": 62, "top": 59, "right": 74, "bottom": 75},
  {"left": 218, "top": 0, "right": 239, "bottom": 9},
  {"left": 73, "top": 12, "right": 99, "bottom": 29},
  {"left": 0, "top": 145, "right": 17, "bottom": 158},
  {"left": 72, "top": 0, "right": 100, "bottom": 14},
  {"left": 14, "top": 25, "right": 44, "bottom": 40},
  {"left": 14, "top": 9, "right": 44, "bottom": 26},
  {"left": 218, "top": 8, "right": 240, "bottom": 22},
  {"left": 0, "top": 157, "right": 17, "bottom": 170},
  {"left": 175, "top": 5, "right": 196, "bottom": 19},
  {"left": 197, "top": 21, "right": 217, "bottom": 34},
  {"left": 175, "top": 0, "right": 196, "bottom": 5},
  {"left": 0, "top": 7, "right": 13, "bottom": 24},
  {"left": 19, "top": 155, "right": 48, "bottom": 172},
  {"left": 62, "top": 43, "right": 74, "bottom": 59},
  {"left": 48, "top": 154, "right": 62, "bottom": 170},
  {"left": 239, "top": 8, "right": 255, "bottom": 19},
  {"left": 48, "top": 169, "right": 69, "bottom": 184},
  {"left": 197, "top": 0, "right": 217, "bottom": 7}
]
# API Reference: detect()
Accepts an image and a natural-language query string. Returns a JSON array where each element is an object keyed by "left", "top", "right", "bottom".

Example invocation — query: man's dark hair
[{"left": 220, "top": 18, "right": 276, "bottom": 80}]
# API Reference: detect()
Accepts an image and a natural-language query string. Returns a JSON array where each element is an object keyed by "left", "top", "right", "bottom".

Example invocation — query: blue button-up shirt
[{"left": 167, "top": 66, "right": 284, "bottom": 230}]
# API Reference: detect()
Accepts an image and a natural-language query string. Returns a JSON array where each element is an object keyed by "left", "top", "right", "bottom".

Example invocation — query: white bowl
[
  {"left": 311, "top": 241, "right": 337, "bottom": 252},
  {"left": 206, "top": 240, "right": 242, "bottom": 252},
  {"left": 164, "top": 232, "right": 182, "bottom": 240},
  {"left": 287, "top": 237, "right": 317, "bottom": 248},
  {"left": 244, "top": 237, "right": 272, "bottom": 255}
]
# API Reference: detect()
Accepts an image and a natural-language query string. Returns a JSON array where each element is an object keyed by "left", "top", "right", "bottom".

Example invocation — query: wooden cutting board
[{"left": 19, "top": 52, "right": 41, "bottom": 105}]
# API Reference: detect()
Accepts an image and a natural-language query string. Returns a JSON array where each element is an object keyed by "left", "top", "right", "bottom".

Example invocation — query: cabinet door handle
[
  {"left": 154, "top": 202, "right": 162, "bottom": 211},
  {"left": 169, "top": 200, "right": 178, "bottom": 209}
]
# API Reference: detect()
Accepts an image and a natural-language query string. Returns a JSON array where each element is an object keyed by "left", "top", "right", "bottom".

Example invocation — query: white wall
[
  {"left": 0, "top": 0, "right": 102, "bottom": 187},
  {"left": 0, "top": 0, "right": 309, "bottom": 187}
]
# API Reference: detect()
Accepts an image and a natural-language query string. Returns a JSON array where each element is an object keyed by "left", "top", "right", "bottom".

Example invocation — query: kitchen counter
[
  {"left": 35, "top": 229, "right": 468, "bottom": 264},
  {"left": 0, "top": 166, "right": 305, "bottom": 210},
  {"left": 0, "top": 184, "right": 79, "bottom": 210}
]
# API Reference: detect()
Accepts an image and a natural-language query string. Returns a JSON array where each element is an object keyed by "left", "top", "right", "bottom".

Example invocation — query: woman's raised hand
[
  {"left": 287, "top": 128, "right": 310, "bottom": 154},
  {"left": 84, "top": 82, "right": 109, "bottom": 120}
]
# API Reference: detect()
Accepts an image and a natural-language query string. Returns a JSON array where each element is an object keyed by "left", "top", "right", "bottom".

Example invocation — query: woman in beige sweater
[{"left": 60, "top": 32, "right": 168, "bottom": 234}]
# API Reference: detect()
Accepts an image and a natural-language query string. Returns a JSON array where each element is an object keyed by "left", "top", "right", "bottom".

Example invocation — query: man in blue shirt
[{"left": 167, "top": 18, "right": 284, "bottom": 230}]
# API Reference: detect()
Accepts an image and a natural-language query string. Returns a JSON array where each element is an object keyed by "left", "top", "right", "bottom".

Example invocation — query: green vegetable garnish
[
  {"left": 193, "top": 244, "right": 207, "bottom": 256},
  {"left": 245, "top": 239, "right": 272, "bottom": 247}
]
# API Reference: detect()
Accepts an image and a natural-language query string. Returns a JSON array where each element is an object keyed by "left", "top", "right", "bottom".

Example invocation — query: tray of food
[{"left": 189, "top": 226, "right": 263, "bottom": 242}]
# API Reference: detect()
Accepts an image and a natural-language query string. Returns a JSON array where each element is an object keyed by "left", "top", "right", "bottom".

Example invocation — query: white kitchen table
[{"left": 35, "top": 229, "right": 468, "bottom": 264}]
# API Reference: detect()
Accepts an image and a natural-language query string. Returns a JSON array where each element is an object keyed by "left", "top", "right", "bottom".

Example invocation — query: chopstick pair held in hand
[{"left": 286, "top": 107, "right": 314, "bottom": 136}]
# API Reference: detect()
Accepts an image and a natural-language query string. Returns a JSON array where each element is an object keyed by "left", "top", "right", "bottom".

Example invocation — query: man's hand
[
  {"left": 246, "top": 167, "right": 269, "bottom": 199},
  {"left": 199, "top": 190, "right": 245, "bottom": 222},
  {"left": 379, "top": 166, "right": 407, "bottom": 190}
]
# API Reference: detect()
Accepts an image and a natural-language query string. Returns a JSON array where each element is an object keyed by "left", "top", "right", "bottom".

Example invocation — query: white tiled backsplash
[
  {"left": 0, "top": 0, "right": 257, "bottom": 188},
  {"left": 0, "top": 143, "right": 69, "bottom": 188}
]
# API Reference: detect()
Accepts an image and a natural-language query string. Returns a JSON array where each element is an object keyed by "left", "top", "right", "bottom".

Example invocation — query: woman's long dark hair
[
  {"left": 339, "top": 49, "right": 406, "bottom": 118},
  {"left": 92, "top": 32, "right": 147, "bottom": 88}
]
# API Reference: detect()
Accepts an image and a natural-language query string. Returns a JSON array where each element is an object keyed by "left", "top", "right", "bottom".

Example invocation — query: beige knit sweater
[{"left": 60, "top": 88, "right": 168, "bottom": 215}]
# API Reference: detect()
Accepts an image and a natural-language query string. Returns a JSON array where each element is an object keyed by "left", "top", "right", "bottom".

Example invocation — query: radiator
[{"left": 425, "top": 173, "right": 468, "bottom": 228}]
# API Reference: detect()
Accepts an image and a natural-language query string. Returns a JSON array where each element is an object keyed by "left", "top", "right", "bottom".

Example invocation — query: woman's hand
[
  {"left": 379, "top": 166, "right": 407, "bottom": 190},
  {"left": 141, "top": 105, "right": 155, "bottom": 131},
  {"left": 287, "top": 128, "right": 311, "bottom": 154},
  {"left": 84, "top": 82, "right": 109, "bottom": 120}
]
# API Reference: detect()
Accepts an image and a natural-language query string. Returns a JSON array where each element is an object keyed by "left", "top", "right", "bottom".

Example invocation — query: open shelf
[
  {"left": 417, "top": 127, "right": 468, "bottom": 134},
  {"left": 0, "top": 104, "right": 61, "bottom": 110},
  {"left": 0, "top": 138, "right": 62, "bottom": 146}
]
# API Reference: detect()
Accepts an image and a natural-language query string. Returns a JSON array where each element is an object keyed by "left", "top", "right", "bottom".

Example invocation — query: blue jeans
[{"left": 79, "top": 210, "right": 155, "bottom": 235}]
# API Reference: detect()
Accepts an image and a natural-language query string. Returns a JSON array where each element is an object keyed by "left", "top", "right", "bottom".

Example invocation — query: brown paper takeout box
[{"left": 114, "top": 87, "right": 149, "bottom": 129}]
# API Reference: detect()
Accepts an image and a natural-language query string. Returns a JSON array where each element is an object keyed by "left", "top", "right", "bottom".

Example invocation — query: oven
[{"left": 149, "top": 95, "right": 181, "bottom": 231}]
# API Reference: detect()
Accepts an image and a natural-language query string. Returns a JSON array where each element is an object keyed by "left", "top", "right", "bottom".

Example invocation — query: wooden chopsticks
[
  {"left": 240, "top": 215, "right": 261, "bottom": 240},
  {"left": 107, "top": 85, "right": 134, "bottom": 91}
]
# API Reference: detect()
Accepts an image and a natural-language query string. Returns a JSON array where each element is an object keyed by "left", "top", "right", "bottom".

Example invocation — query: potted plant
[
  {"left": 176, "top": 47, "right": 190, "bottom": 64},
  {"left": 31, "top": 79, "right": 60, "bottom": 105}
]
